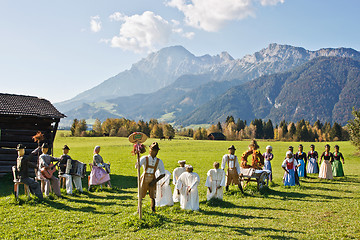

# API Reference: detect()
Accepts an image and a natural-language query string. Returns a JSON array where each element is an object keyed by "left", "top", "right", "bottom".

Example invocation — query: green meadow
[{"left": 0, "top": 134, "right": 359, "bottom": 239}]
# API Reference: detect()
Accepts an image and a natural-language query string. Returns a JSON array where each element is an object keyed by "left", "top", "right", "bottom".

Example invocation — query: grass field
[{"left": 0, "top": 134, "right": 359, "bottom": 239}]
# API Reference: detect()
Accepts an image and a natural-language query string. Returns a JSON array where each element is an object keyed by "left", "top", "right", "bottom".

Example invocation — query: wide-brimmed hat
[
  {"left": 228, "top": 145, "right": 236, "bottom": 150},
  {"left": 288, "top": 146, "right": 294, "bottom": 150},
  {"left": 16, "top": 144, "right": 26, "bottom": 151},
  {"left": 325, "top": 144, "right": 330, "bottom": 148},
  {"left": 41, "top": 143, "right": 49, "bottom": 148},
  {"left": 334, "top": 145, "right": 339, "bottom": 149},
  {"left": 149, "top": 142, "right": 160, "bottom": 151},
  {"left": 266, "top": 145, "right": 272, "bottom": 150},
  {"left": 62, "top": 145, "right": 70, "bottom": 150},
  {"left": 310, "top": 144, "right": 315, "bottom": 148}
]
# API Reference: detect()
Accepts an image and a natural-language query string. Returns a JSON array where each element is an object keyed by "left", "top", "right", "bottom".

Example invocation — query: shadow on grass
[
  {"left": 200, "top": 209, "right": 275, "bottom": 219},
  {"left": 178, "top": 220, "right": 303, "bottom": 236},
  {"left": 200, "top": 198, "right": 289, "bottom": 211},
  {"left": 261, "top": 188, "right": 343, "bottom": 201},
  {"left": 302, "top": 185, "right": 353, "bottom": 193},
  {"left": 265, "top": 235, "right": 298, "bottom": 240},
  {"left": 41, "top": 198, "right": 106, "bottom": 214}
]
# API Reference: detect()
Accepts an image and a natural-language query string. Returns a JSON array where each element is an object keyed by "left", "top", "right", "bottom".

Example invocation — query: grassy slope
[{"left": 0, "top": 135, "right": 359, "bottom": 239}]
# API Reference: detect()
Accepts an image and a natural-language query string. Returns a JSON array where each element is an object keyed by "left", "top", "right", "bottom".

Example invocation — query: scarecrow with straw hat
[
  {"left": 221, "top": 145, "right": 244, "bottom": 193},
  {"left": 58, "top": 145, "right": 83, "bottom": 195},
  {"left": 136, "top": 142, "right": 165, "bottom": 213},
  {"left": 16, "top": 144, "right": 43, "bottom": 200},
  {"left": 241, "top": 140, "right": 264, "bottom": 170}
]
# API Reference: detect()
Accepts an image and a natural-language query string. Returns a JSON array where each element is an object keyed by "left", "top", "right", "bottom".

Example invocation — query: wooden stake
[{"left": 137, "top": 150, "right": 142, "bottom": 219}]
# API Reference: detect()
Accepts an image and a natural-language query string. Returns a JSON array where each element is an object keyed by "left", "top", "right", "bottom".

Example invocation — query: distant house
[
  {"left": 0, "top": 93, "right": 65, "bottom": 176},
  {"left": 208, "top": 132, "right": 226, "bottom": 140}
]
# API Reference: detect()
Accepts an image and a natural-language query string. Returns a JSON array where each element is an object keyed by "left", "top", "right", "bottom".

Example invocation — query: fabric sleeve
[
  {"left": 221, "top": 155, "right": 227, "bottom": 169},
  {"left": 156, "top": 159, "right": 165, "bottom": 175},
  {"left": 281, "top": 159, "right": 287, "bottom": 168},
  {"left": 269, "top": 153, "right": 274, "bottom": 160},
  {"left": 39, "top": 156, "right": 48, "bottom": 168},
  {"left": 235, "top": 156, "right": 241, "bottom": 174},
  {"left": 190, "top": 173, "right": 200, "bottom": 190},
  {"left": 340, "top": 152, "right": 344, "bottom": 160},
  {"left": 31, "top": 147, "right": 41, "bottom": 156},
  {"left": 164, "top": 170, "right": 171, "bottom": 182},
  {"left": 172, "top": 168, "right": 177, "bottom": 185},
  {"left": 205, "top": 175, "right": 211, "bottom": 188},
  {"left": 220, "top": 169, "right": 226, "bottom": 187},
  {"left": 136, "top": 156, "right": 146, "bottom": 169},
  {"left": 175, "top": 175, "right": 183, "bottom": 190}
]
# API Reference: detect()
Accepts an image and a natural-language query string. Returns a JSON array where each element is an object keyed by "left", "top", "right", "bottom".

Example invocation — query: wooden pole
[{"left": 137, "top": 147, "right": 142, "bottom": 220}]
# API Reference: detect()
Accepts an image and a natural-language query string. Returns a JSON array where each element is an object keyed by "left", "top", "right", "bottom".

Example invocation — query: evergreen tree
[
  {"left": 348, "top": 108, "right": 360, "bottom": 150},
  {"left": 217, "top": 122, "right": 222, "bottom": 132},
  {"left": 70, "top": 119, "right": 79, "bottom": 136},
  {"left": 251, "top": 119, "right": 264, "bottom": 139},
  {"left": 226, "top": 116, "right": 235, "bottom": 125},
  {"left": 236, "top": 118, "right": 246, "bottom": 131},
  {"left": 330, "top": 122, "right": 342, "bottom": 140},
  {"left": 314, "top": 120, "right": 323, "bottom": 130},
  {"left": 264, "top": 119, "right": 274, "bottom": 139},
  {"left": 288, "top": 123, "right": 296, "bottom": 139}
]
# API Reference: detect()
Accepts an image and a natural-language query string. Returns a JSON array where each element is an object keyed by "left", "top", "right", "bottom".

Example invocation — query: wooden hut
[
  {"left": 208, "top": 132, "right": 226, "bottom": 140},
  {"left": 0, "top": 93, "right": 65, "bottom": 176}
]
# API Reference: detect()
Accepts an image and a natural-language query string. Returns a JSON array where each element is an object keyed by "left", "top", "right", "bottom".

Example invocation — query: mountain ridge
[{"left": 57, "top": 44, "right": 360, "bottom": 127}]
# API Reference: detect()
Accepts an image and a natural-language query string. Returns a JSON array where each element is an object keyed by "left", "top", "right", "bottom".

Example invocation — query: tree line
[
  {"left": 70, "top": 118, "right": 175, "bottom": 138},
  {"left": 69, "top": 112, "right": 357, "bottom": 144},
  {"left": 178, "top": 116, "right": 350, "bottom": 142}
]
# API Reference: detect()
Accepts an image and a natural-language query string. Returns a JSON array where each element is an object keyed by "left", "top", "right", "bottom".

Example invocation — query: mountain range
[
  {"left": 55, "top": 43, "right": 360, "bottom": 127},
  {"left": 179, "top": 57, "right": 360, "bottom": 126}
]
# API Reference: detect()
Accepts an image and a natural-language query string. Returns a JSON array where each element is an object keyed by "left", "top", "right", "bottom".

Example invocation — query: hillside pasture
[{"left": 0, "top": 135, "right": 359, "bottom": 239}]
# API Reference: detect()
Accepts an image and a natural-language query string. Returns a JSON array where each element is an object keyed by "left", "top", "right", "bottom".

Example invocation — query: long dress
[
  {"left": 176, "top": 172, "right": 200, "bottom": 211},
  {"left": 205, "top": 168, "right": 225, "bottom": 201},
  {"left": 172, "top": 166, "right": 186, "bottom": 203},
  {"left": 332, "top": 152, "right": 344, "bottom": 177},
  {"left": 262, "top": 152, "right": 273, "bottom": 181},
  {"left": 307, "top": 151, "right": 319, "bottom": 174},
  {"left": 155, "top": 170, "right": 174, "bottom": 207},
  {"left": 295, "top": 152, "right": 307, "bottom": 177},
  {"left": 319, "top": 152, "right": 333, "bottom": 180},
  {"left": 282, "top": 158, "right": 297, "bottom": 186},
  {"left": 89, "top": 154, "right": 110, "bottom": 186}
]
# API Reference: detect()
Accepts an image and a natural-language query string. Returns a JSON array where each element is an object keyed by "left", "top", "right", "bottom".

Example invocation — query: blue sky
[{"left": 1, "top": 0, "right": 360, "bottom": 103}]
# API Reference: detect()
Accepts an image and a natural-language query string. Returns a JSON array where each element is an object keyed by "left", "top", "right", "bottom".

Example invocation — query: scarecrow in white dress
[
  {"left": 205, "top": 162, "right": 225, "bottom": 201},
  {"left": 155, "top": 169, "right": 174, "bottom": 207},
  {"left": 172, "top": 160, "right": 186, "bottom": 203},
  {"left": 176, "top": 165, "right": 200, "bottom": 211}
]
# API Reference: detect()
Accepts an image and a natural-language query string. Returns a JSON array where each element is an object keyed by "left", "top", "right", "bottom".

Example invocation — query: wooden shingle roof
[{"left": 0, "top": 93, "right": 66, "bottom": 119}]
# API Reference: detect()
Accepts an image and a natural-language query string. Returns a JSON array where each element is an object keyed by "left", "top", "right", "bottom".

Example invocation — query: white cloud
[
  {"left": 107, "top": 11, "right": 194, "bottom": 53},
  {"left": 110, "top": 11, "right": 173, "bottom": 53},
  {"left": 109, "top": 12, "right": 125, "bottom": 22},
  {"left": 260, "top": 0, "right": 284, "bottom": 6},
  {"left": 90, "top": 16, "right": 102, "bottom": 32},
  {"left": 167, "top": 0, "right": 284, "bottom": 32}
]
